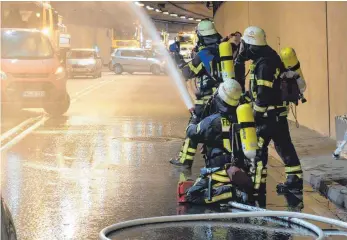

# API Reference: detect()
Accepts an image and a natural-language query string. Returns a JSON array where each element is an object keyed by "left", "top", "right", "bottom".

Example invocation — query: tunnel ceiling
[{"left": 51, "top": 1, "right": 213, "bottom": 29}]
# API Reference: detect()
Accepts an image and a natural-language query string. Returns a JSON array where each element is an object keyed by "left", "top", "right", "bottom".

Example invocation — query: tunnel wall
[{"left": 214, "top": 2, "right": 347, "bottom": 138}]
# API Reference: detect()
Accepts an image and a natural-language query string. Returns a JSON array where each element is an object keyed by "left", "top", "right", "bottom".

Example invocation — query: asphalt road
[{"left": 1, "top": 72, "right": 346, "bottom": 240}]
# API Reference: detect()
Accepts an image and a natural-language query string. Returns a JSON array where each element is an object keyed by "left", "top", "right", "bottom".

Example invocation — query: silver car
[
  {"left": 111, "top": 48, "right": 164, "bottom": 75},
  {"left": 66, "top": 48, "right": 102, "bottom": 79}
]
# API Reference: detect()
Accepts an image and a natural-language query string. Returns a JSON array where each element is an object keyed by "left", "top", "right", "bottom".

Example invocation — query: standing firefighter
[
  {"left": 235, "top": 26, "right": 304, "bottom": 194},
  {"left": 170, "top": 19, "right": 224, "bottom": 168},
  {"left": 182, "top": 79, "right": 253, "bottom": 204}
]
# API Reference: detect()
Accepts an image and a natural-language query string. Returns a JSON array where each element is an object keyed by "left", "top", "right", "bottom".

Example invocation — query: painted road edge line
[{"left": 1, "top": 79, "right": 114, "bottom": 152}]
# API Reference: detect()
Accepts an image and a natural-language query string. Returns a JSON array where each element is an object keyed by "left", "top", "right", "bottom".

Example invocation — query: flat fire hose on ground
[{"left": 99, "top": 208, "right": 347, "bottom": 240}]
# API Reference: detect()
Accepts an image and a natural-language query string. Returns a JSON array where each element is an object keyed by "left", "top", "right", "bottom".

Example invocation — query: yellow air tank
[
  {"left": 280, "top": 47, "right": 306, "bottom": 93},
  {"left": 219, "top": 42, "right": 235, "bottom": 81},
  {"left": 236, "top": 103, "right": 258, "bottom": 160}
]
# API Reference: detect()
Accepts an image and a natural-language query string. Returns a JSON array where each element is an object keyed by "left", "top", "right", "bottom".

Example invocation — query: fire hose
[{"left": 99, "top": 210, "right": 347, "bottom": 240}]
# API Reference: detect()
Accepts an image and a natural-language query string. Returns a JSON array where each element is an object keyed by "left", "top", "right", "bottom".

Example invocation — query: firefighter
[
  {"left": 183, "top": 79, "right": 253, "bottom": 204},
  {"left": 170, "top": 19, "right": 224, "bottom": 168},
  {"left": 169, "top": 41, "right": 185, "bottom": 67},
  {"left": 234, "top": 26, "right": 303, "bottom": 194}
]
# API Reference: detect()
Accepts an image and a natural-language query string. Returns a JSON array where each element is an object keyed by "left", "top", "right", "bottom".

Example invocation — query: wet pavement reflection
[{"left": 1, "top": 74, "right": 346, "bottom": 240}]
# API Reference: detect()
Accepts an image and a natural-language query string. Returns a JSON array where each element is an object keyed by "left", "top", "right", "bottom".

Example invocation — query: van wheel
[
  {"left": 114, "top": 64, "right": 123, "bottom": 75},
  {"left": 151, "top": 65, "right": 161, "bottom": 75},
  {"left": 44, "top": 93, "right": 70, "bottom": 117}
]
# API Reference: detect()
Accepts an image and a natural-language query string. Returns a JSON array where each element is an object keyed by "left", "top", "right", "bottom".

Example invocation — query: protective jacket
[{"left": 249, "top": 46, "right": 288, "bottom": 118}]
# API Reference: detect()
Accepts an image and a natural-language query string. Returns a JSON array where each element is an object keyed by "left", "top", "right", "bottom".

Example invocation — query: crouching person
[{"left": 178, "top": 79, "right": 253, "bottom": 204}]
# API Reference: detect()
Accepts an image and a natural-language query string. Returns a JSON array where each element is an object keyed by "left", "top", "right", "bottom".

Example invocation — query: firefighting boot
[
  {"left": 276, "top": 175, "right": 303, "bottom": 194},
  {"left": 169, "top": 157, "right": 193, "bottom": 169}
]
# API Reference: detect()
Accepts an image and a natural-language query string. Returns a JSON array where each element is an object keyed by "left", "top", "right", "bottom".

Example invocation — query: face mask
[{"left": 236, "top": 40, "right": 251, "bottom": 63}]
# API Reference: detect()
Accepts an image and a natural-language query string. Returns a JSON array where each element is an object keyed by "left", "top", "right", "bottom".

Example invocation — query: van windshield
[
  {"left": 1, "top": 30, "right": 54, "bottom": 59},
  {"left": 68, "top": 51, "right": 95, "bottom": 59}
]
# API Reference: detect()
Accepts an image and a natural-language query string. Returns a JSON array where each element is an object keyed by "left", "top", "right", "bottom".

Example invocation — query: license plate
[{"left": 22, "top": 91, "right": 45, "bottom": 98}]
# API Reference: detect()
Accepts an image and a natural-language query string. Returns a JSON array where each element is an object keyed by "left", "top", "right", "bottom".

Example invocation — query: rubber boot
[{"left": 276, "top": 175, "right": 303, "bottom": 194}]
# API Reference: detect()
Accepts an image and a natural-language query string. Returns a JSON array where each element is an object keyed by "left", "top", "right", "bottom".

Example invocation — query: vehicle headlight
[
  {"left": 55, "top": 66, "right": 65, "bottom": 80},
  {"left": 0, "top": 71, "right": 7, "bottom": 80}
]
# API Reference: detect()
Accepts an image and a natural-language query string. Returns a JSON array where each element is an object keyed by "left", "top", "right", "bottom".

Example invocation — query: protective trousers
[
  {"left": 254, "top": 116, "right": 302, "bottom": 193},
  {"left": 178, "top": 99, "right": 208, "bottom": 164},
  {"left": 185, "top": 171, "right": 234, "bottom": 204}
]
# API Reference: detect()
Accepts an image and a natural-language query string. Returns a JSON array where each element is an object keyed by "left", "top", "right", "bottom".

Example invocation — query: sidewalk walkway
[{"left": 268, "top": 120, "right": 347, "bottom": 209}]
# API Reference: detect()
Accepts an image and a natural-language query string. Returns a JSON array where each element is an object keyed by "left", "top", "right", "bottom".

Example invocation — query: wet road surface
[{"left": 1, "top": 72, "right": 346, "bottom": 240}]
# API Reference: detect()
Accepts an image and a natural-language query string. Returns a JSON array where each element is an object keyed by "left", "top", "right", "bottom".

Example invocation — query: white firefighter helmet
[
  {"left": 218, "top": 79, "right": 242, "bottom": 107},
  {"left": 196, "top": 19, "right": 217, "bottom": 37},
  {"left": 242, "top": 26, "right": 267, "bottom": 46}
]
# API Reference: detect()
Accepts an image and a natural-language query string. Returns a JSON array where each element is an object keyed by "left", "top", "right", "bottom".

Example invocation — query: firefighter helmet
[
  {"left": 218, "top": 79, "right": 242, "bottom": 107},
  {"left": 242, "top": 26, "right": 267, "bottom": 46},
  {"left": 196, "top": 19, "right": 217, "bottom": 37}
]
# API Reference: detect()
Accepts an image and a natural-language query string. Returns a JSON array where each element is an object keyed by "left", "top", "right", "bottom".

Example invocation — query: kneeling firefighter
[
  {"left": 180, "top": 79, "right": 255, "bottom": 204},
  {"left": 234, "top": 26, "right": 306, "bottom": 194},
  {"left": 170, "top": 19, "right": 234, "bottom": 168}
]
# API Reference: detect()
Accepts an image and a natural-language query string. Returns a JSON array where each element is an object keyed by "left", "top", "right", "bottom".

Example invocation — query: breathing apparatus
[{"left": 280, "top": 47, "right": 307, "bottom": 104}]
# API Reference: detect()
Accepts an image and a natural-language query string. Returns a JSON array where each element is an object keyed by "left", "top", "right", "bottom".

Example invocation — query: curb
[{"left": 268, "top": 143, "right": 347, "bottom": 209}]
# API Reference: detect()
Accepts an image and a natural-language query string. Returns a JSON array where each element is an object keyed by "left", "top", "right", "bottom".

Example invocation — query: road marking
[
  {"left": 70, "top": 79, "right": 113, "bottom": 104},
  {"left": 1, "top": 79, "right": 114, "bottom": 152},
  {"left": 0, "top": 116, "right": 49, "bottom": 152},
  {"left": 0, "top": 116, "right": 42, "bottom": 142}
]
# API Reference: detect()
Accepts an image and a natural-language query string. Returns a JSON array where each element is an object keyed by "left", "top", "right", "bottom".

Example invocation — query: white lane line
[
  {"left": 0, "top": 116, "right": 49, "bottom": 152},
  {"left": 70, "top": 79, "right": 113, "bottom": 104},
  {"left": 1, "top": 79, "right": 114, "bottom": 152},
  {"left": 0, "top": 116, "right": 42, "bottom": 142},
  {"left": 71, "top": 80, "right": 108, "bottom": 97}
]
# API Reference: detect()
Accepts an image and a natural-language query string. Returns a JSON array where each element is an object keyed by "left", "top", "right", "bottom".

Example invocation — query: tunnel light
[
  {"left": 41, "top": 28, "right": 50, "bottom": 36},
  {"left": 162, "top": 11, "right": 169, "bottom": 15},
  {"left": 180, "top": 16, "right": 186, "bottom": 19},
  {"left": 36, "top": 12, "right": 41, "bottom": 18},
  {"left": 170, "top": 13, "right": 178, "bottom": 17},
  {"left": 135, "top": 2, "right": 144, "bottom": 7},
  {"left": 188, "top": 17, "right": 194, "bottom": 21},
  {"left": 146, "top": 5, "right": 154, "bottom": 10},
  {"left": 196, "top": 19, "right": 201, "bottom": 22},
  {"left": 155, "top": 8, "right": 162, "bottom": 13}
]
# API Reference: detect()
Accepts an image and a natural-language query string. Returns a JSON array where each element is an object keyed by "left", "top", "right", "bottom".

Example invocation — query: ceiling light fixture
[
  {"left": 170, "top": 13, "right": 178, "bottom": 17},
  {"left": 162, "top": 11, "right": 169, "bottom": 15},
  {"left": 134, "top": 2, "right": 144, "bottom": 7},
  {"left": 155, "top": 9, "right": 162, "bottom": 13},
  {"left": 180, "top": 16, "right": 186, "bottom": 19},
  {"left": 146, "top": 5, "right": 154, "bottom": 10},
  {"left": 188, "top": 17, "right": 194, "bottom": 20},
  {"left": 196, "top": 19, "right": 201, "bottom": 22}
]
